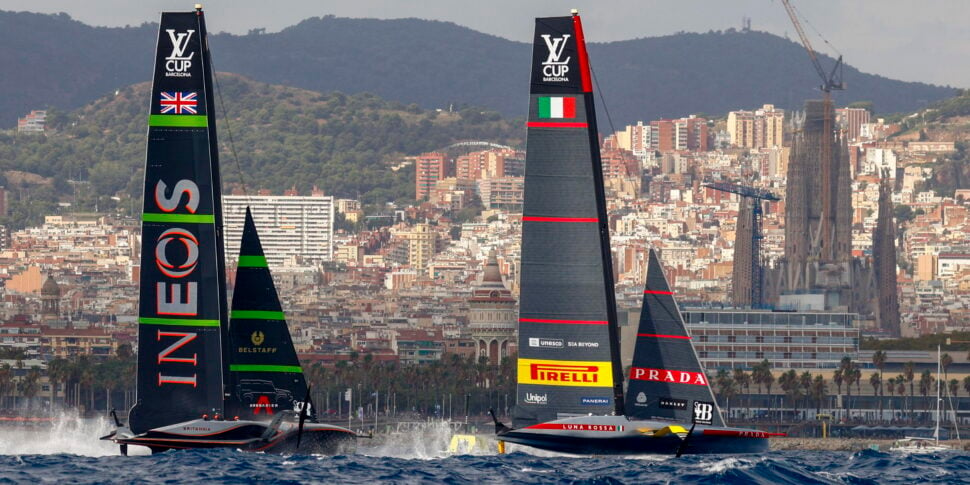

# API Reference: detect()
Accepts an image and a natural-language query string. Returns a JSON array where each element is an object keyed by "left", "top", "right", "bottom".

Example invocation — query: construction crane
[
  {"left": 781, "top": 0, "right": 845, "bottom": 262},
  {"left": 705, "top": 182, "right": 781, "bottom": 308}
]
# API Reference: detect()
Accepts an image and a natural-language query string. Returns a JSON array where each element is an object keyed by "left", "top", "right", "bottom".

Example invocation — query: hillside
[
  {"left": 0, "top": 11, "right": 957, "bottom": 127},
  {"left": 0, "top": 74, "right": 522, "bottom": 229}
]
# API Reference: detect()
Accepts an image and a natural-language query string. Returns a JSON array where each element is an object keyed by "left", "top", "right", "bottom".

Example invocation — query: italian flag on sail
[{"left": 538, "top": 96, "right": 577, "bottom": 119}]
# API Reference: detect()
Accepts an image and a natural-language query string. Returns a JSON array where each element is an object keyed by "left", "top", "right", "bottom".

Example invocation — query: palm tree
[
  {"left": 0, "top": 364, "right": 12, "bottom": 409},
  {"left": 904, "top": 362, "right": 915, "bottom": 420},
  {"left": 733, "top": 368, "right": 751, "bottom": 416},
  {"left": 869, "top": 372, "right": 882, "bottom": 422},
  {"left": 46, "top": 358, "right": 69, "bottom": 411},
  {"left": 715, "top": 369, "right": 737, "bottom": 415},
  {"left": 918, "top": 369, "right": 934, "bottom": 423},
  {"left": 941, "top": 353, "right": 953, "bottom": 384},
  {"left": 949, "top": 379, "right": 959, "bottom": 401},
  {"left": 799, "top": 371, "right": 813, "bottom": 415},
  {"left": 833, "top": 367, "right": 844, "bottom": 418},
  {"left": 20, "top": 367, "right": 40, "bottom": 410},
  {"left": 778, "top": 370, "right": 802, "bottom": 422},
  {"left": 810, "top": 375, "right": 828, "bottom": 416},
  {"left": 964, "top": 376, "right": 970, "bottom": 400},
  {"left": 751, "top": 360, "right": 773, "bottom": 419}
]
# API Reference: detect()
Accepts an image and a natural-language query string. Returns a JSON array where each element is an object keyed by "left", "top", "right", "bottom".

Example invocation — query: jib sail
[
  {"left": 513, "top": 14, "right": 625, "bottom": 427},
  {"left": 624, "top": 250, "right": 725, "bottom": 427},
  {"left": 129, "top": 9, "right": 228, "bottom": 433},
  {"left": 225, "top": 208, "right": 309, "bottom": 421}
]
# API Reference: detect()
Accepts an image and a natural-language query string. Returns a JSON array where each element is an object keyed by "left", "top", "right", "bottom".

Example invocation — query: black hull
[
  {"left": 499, "top": 429, "right": 769, "bottom": 455},
  {"left": 494, "top": 415, "right": 773, "bottom": 455},
  {"left": 104, "top": 418, "right": 357, "bottom": 455}
]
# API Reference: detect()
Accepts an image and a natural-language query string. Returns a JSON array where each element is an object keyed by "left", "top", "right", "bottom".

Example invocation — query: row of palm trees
[
  {"left": 713, "top": 354, "right": 970, "bottom": 423},
  {"left": 0, "top": 346, "right": 135, "bottom": 414}
]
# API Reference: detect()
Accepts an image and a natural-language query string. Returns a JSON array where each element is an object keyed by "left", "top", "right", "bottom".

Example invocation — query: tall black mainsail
[
  {"left": 226, "top": 208, "right": 309, "bottom": 420},
  {"left": 625, "top": 250, "right": 725, "bottom": 427},
  {"left": 129, "top": 10, "right": 227, "bottom": 434},
  {"left": 513, "top": 14, "right": 624, "bottom": 427}
]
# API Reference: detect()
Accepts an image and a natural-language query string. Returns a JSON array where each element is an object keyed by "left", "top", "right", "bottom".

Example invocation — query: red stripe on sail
[
  {"left": 643, "top": 290, "right": 674, "bottom": 295},
  {"left": 519, "top": 318, "right": 608, "bottom": 325},
  {"left": 628, "top": 367, "right": 708, "bottom": 386},
  {"left": 637, "top": 333, "right": 691, "bottom": 340},
  {"left": 526, "top": 121, "right": 588, "bottom": 128},
  {"left": 572, "top": 15, "right": 592, "bottom": 93},
  {"left": 522, "top": 216, "right": 598, "bottom": 223}
]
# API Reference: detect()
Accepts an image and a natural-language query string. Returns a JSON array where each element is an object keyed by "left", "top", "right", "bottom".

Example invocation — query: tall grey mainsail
[{"left": 513, "top": 15, "right": 624, "bottom": 427}]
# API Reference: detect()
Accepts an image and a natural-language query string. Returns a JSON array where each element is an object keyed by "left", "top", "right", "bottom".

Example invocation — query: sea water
[{"left": 0, "top": 416, "right": 967, "bottom": 484}]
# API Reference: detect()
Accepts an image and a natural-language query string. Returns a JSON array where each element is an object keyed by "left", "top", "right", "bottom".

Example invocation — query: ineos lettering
[
  {"left": 157, "top": 330, "right": 198, "bottom": 365},
  {"left": 155, "top": 180, "right": 200, "bottom": 213}
]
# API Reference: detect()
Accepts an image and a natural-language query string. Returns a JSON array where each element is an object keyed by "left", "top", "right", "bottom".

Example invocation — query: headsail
[
  {"left": 130, "top": 9, "right": 227, "bottom": 433},
  {"left": 625, "top": 250, "right": 725, "bottom": 427},
  {"left": 225, "top": 208, "right": 309, "bottom": 421},
  {"left": 513, "top": 14, "right": 624, "bottom": 427}
]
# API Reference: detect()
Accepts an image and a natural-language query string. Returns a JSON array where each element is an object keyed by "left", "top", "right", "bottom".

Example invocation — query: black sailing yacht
[
  {"left": 490, "top": 11, "right": 778, "bottom": 455},
  {"left": 100, "top": 6, "right": 355, "bottom": 455}
]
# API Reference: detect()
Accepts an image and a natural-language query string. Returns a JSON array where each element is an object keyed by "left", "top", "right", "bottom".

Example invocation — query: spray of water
[{"left": 0, "top": 411, "right": 149, "bottom": 456}]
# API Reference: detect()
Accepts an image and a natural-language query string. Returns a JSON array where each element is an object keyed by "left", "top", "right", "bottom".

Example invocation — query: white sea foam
[
  {"left": 0, "top": 411, "right": 149, "bottom": 456},
  {"left": 698, "top": 456, "right": 759, "bottom": 473}
]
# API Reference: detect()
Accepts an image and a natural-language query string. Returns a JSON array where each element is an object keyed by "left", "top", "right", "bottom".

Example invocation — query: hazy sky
[{"left": 4, "top": 0, "right": 969, "bottom": 88}]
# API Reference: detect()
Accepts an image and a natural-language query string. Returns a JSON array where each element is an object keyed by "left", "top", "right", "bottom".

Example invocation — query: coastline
[{"left": 770, "top": 437, "right": 968, "bottom": 452}]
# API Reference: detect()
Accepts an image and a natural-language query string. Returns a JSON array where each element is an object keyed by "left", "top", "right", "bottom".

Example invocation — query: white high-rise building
[{"left": 223, "top": 195, "right": 334, "bottom": 269}]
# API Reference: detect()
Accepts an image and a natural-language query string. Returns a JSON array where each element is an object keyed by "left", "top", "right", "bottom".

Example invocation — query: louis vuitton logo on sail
[
  {"left": 540, "top": 34, "right": 570, "bottom": 82},
  {"left": 165, "top": 29, "right": 195, "bottom": 77}
]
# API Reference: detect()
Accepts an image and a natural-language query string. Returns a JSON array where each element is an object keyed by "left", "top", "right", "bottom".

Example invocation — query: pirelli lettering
[{"left": 518, "top": 358, "right": 612, "bottom": 387}]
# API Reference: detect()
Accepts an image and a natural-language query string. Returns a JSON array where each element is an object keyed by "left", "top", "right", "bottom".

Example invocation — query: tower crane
[
  {"left": 781, "top": 0, "right": 845, "bottom": 262},
  {"left": 705, "top": 182, "right": 780, "bottom": 307}
]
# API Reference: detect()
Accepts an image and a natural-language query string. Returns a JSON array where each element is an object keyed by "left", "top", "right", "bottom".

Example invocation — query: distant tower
[
  {"left": 467, "top": 250, "right": 517, "bottom": 365},
  {"left": 779, "top": 100, "right": 854, "bottom": 309},
  {"left": 873, "top": 171, "right": 901, "bottom": 337},
  {"left": 41, "top": 274, "right": 61, "bottom": 318}
]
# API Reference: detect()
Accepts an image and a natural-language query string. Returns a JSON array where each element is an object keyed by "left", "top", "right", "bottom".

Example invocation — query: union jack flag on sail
[{"left": 159, "top": 92, "right": 198, "bottom": 114}]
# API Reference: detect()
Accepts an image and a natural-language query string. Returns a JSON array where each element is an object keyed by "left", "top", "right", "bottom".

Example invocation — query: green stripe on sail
[
  {"left": 149, "top": 114, "right": 208, "bottom": 127},
  {"left": 537, "top": 97, "right": 551, "bottom": 118},
  {"left": 237, "top": 255, "right": 268, "bottom": 268},
  {"left": 230, "top": 364, "right": 303, "bottom": 373},
  {"left": 139, "top": 317, "right": 220, "bottom": 327},
  {"left": 231, "top": 310, "right": 285, "bottom": 320},
  {"left": 142, "top": 213, "right": 215, "bottom": 224}
]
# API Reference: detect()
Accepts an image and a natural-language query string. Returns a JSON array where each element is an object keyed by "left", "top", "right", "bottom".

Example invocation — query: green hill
[
  {"left": 0, "top": 11, "right": 957, "bottom": 128},
  {"left": 0, "top": 74, "right": 522, "bottom": 229}
]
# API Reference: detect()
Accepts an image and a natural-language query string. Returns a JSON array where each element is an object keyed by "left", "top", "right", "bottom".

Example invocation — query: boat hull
[
  {"left": 498, "top": 415, "right": 771, "bottom": 455},
  {"left": 104, "top": 418, "right": 357, "bottom": 455}
]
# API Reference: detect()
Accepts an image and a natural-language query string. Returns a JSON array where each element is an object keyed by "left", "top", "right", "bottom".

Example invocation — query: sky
[{"left": 3, "top": 0, "right": 969, "bottom": 88}]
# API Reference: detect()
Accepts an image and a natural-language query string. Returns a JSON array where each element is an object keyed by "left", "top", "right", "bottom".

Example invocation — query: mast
[
  {"left": 933, "top": 345, "right": 943, "bottom": 442},
  {"left": 195, "top": 4, "right": 232, "bottom": 393},
  {"left": 128, "top": 6, "right": 227, "bottom": 433},
  {"left": 512, "top": 11, "right": 622, "bottom": 427}
]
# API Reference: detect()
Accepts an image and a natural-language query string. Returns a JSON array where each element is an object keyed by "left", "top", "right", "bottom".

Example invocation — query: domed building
[
  {"left": 467, "top": 250, "right": 517, "bottom": 365},
  {"left": 41, "top": 273, "right": 61, "bottom": 318}
]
